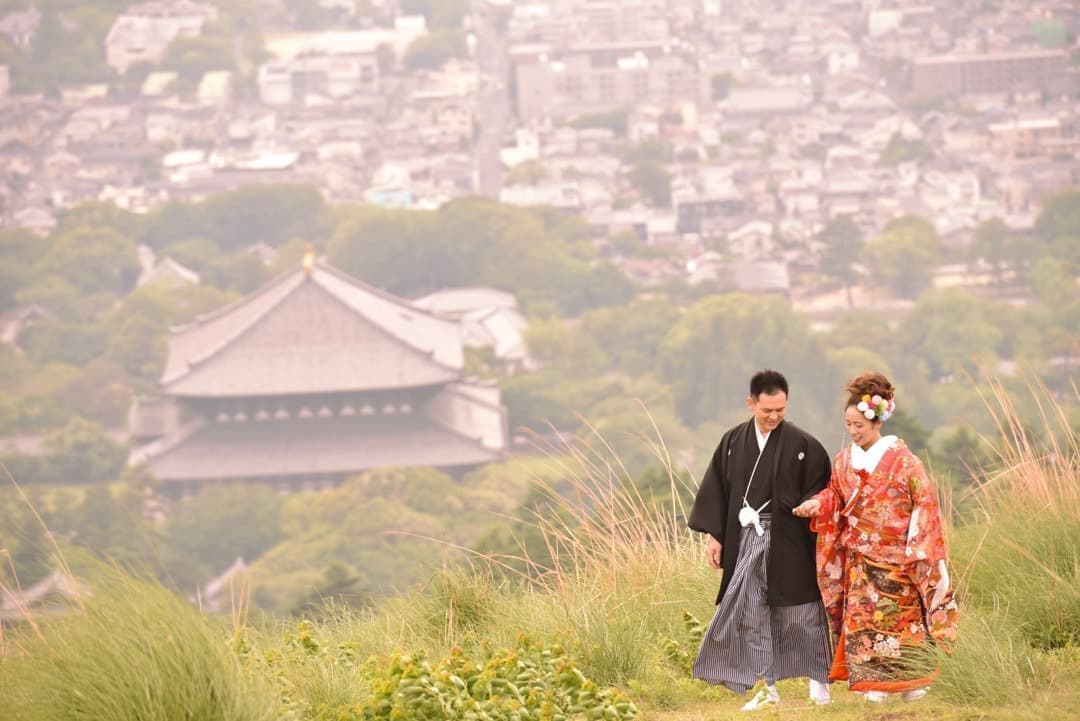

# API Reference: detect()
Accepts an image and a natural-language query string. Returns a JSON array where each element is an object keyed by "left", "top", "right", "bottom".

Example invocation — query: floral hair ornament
[{"left": 856, "top": 394, "right": 895, "bottom": 421}]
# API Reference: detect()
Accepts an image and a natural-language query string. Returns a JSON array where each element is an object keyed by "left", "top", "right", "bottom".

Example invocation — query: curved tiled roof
[{"left": 161, "top": 260, "right": 465, "bottom": 397}]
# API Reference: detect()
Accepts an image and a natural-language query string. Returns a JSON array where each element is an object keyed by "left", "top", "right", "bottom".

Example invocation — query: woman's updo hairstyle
[{"left": 845, "top": 371, "right": 896, "bottom": 422}]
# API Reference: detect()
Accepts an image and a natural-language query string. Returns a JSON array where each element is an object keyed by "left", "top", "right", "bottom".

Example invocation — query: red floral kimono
[{"left": 811, "top": 438, "right": 958, "bottom": 692}]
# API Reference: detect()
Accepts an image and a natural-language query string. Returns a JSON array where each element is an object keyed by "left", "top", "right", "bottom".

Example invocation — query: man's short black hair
[{"left": 750, "top": 369, "right": 789, "bottom": 399}]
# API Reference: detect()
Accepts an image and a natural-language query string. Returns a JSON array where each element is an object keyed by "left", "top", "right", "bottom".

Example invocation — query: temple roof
[
  {"left": 146, "top": 414, "right": 499, "bottom": 482},
  {"left": 161, "top": 261, "right": 464, "bottom": 397}
]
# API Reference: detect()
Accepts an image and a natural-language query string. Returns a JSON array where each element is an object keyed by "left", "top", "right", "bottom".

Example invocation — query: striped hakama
[{"left": 693, "top": 514, "right": 833, "bottom": 693}]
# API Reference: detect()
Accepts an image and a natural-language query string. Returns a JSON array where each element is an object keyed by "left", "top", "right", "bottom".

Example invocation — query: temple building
[{"left": 130, "top": 257, "right": 508, "bottom": 496}]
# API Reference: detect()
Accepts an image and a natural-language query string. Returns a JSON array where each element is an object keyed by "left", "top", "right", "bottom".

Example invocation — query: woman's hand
[
  {"left": 706, "top": 535, "right": 722, "bottom": 570},
  {"left": 793, "top": 499, "right": 822, "bottom": 518}
]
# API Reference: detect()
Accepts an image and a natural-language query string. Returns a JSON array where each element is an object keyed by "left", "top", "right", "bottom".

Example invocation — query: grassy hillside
[{"left": 1, "top": 384, "right": 1077, "bottom": 720}]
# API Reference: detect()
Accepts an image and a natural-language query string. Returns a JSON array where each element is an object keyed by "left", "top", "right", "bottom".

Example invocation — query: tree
[
  {"left": 878, "top": 133, "right": 932, "bottom": 165},
  {"left": 826, "top": 310, "right": 894, "bottom": 354},
  {"left": 570, "top": 109, "right": 629, "bottom": 137},
  {"left": 404, "top": 29, "right": 466, "bottom": 71},
  {"left": 898, "top": 289, "right": 1003, "bottom": 381},
  {"left": 161, "top": 21, "right": 235, "bottom": 81},
  {"left": 1034, "top": 188, "right": 1080, "bottom": 271},
  {"left": 580, "top": 298, "right": 681, "bottom": 376},
  {"left": 818, "top": 215, "right": 864, "bottom": 307},
  {"left": 969, "top": 218, "right": 1013, "bottom": 285},
  {"left": 883, "top": 407, "right": 930, "bottom": 456},
  {"left": 56, "top": 201, "right": 144, "bottom": 239},
  {"left": 290, "top": 562, "right": 368, "bottom": 616},
  {"left": 21, "top": 319, "right": 108, "bottom": 367},
  {"left": 326, "top": 199, "right": 620, "bottom": 314},
  {"left": 163, "top": 483, "right": 286, "bottom": 579},
  {"left": 658, "top": 294, "right": 835, "bottom": 433},
  {"left": 931, "top": 425, "right": 995, "bottom": 488},
  {"left": 201, "top": 184, "right": 327, "bottom": 252},
  {"left": 62, "top": 360, "right": 133, "bottom": 430},
  {"left": 628, "top": 161, "right": 672, "bottom": 207},
  {"left": 710, "top": 73, "right": 732, "bottom": 100},
  {"left": 1029, "top": 257, "right": 1080, "bottom": 383},
  {"left": 504, "top": 159, "right": 549, "bottom": 186},
  {"left": 43, "top": 417, "right": 128, "bottom": 484},
  {"left": 140, "top": 185, "right": 327, "bottom": 252},
  {"left": 39, "top": 226, "right": 140, "bottom": 297},
  {"left": 159, "top": 237, "right": 220, "bottom": 272},
  {"left": 105, "top": 315, "right": 168, "bottom": 381},
  {"left": 399, "top": 0, "right": 468, "bottom": 28},
  {"left": 1037, "top": 188, "right": 1079, "bottom": 236},
  {"left": 864, "top": 215, "right": 942, "bottom": 299},
  {"left": 825, "top": 346, "right": 894, "bottom": 393}
]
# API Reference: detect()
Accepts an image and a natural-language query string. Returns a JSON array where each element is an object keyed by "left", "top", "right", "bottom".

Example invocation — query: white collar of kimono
[
  {"left": 850, "top": 435, "right": 897, "bottom": 472},
  {"left": 754, "top": 423, "right": 771, "bottom": 452}
]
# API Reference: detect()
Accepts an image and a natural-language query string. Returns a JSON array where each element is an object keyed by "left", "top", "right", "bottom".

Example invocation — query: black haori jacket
[{"left": 688, "top": 418, "right": 831, "bottom": 606}]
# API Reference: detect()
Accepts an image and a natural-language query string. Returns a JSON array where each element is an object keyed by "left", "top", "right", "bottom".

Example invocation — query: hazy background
[{"left": 0, "top": 0, "right": 1077, "bottom": 615}]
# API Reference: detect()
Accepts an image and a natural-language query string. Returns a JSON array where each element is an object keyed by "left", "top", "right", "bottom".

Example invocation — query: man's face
[{"left": 747, "top": 390, "right": 787, "bottom": 434}]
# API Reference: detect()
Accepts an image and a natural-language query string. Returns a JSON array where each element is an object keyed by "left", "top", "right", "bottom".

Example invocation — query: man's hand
[
  {"left": 792, "top": 499, "right": 821, "bottom": 518},
  {"left": 706, "top": 535, "right": 722, "bottom": 570}
]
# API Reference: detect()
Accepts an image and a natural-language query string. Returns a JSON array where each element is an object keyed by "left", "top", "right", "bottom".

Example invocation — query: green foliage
[
  {"left": 864, "top": 214, "right": 942, "bottom": 298},
  {"left": 825, "top": 310, "right": 893, "bottom": 353},
  {"left": 67, "top": 482, "right": 156, "bottom": 566},
  {"left": 878, "top": 132, "right": 933, "bottom": 165},
  {"left": 929, "top": 424, "right": 995, "bottom": 487},
  {"left": 658, "top": 611, "right": 706, "bottom": 675},
  {"left": 570, "top": 109, "right": 629, "bottom": 137},
  {"left": 404, "top": 29, "right": 466, "bottom": 71},
  {"left": 818, "top": 215, "right": 863, "bottom": 303},
  {"left": 39, "top": 226, "right": 139, "bottom": 297},
  {"left": 9, "top": 0, "right": 114, "bottom": 94},
  {"left": 399, "top": 0, "right": 468, "bottom": 28},
  {"left": 140, "top": 185, "right": 328, "bottom": 252},
  {"left": 161, "top": 20, "right": 235, "bottom": 81},
  {"left": 290, "top": 562, "right": 369, "bottom": 617},
  {"left": 326, "top": 199, "right": 626, "bottom": 314},
  {"left": 627, "top": 161, "right": 672, "bottom": 207},
  {"left": 20, "top": 318, "right": 108, "bottom": 366},
  {"left": 504, "top": 159, "right": 549, "bottom": 186},
  {"left": 579, "top": 298, "right": 680, "bottom": 376},
  {"left": 0, "top": 489, "right": 55, "bottom": 586},
  {"left": 1, "top": 570, "right": 276, "bottom": 721},
  {"left": 502, "top": 370, "right": 619, "bottom": 432},
  {"left": 42, "top": 416, "right": 128, "bottom": 484},
  {"left": 56, "top": 201, "right": 145, "bottom": 239},
  {"left": 710, "top": 72, "right": 732, "bottom": 100},
  {"left": 1029, "top": 19, "right": 1068, "bottom": 48},
  {"left": 658, "top": 293, "right": 834, "bottom": 432},
  {"left": 825, "top": 346, "right": 895, "bottom": 393},
  {"left": 1034, "top": 189, "right": 1080, "bottom": 263},
  {"left": 898, "top": 289, "right": 1003, "bottom": 381},
  {"left": 163, "top": 483, "right": 285, "bottom": 584},
  {"left": 359, "top": 636, "right": 638, "bottom": 721},
  {"left": 969, "top": 217, "right": 1014, "bottom": 283},
  {"left": 250, "top": 466, "right": 530, "bottom": 610}
]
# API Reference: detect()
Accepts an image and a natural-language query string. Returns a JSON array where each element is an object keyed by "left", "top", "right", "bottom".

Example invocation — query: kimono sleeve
[
  {"left": 798, "top": 434, "right": 831, "bottom": 503},
  {"left": 811, "top": 461, "right": 846, "bottom": 637},
  {"left": 687, "top": 434, "right": 730, "bottom": 541},
  {"left": 904, "top": 453, "right": 959, "bottom": 649}
]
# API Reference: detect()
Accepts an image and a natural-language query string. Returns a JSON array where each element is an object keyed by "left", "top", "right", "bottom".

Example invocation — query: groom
[{"left": 688, "top": 369, "right": 833, "bottom": 710}]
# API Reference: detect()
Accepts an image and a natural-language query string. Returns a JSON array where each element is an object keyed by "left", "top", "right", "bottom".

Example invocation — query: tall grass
[
  {"left": 952, "top": 379, "right": 1080, "bottom": 649},
  {"left": 930, "top": 379, "right": 1079, "bottom": 702},
  {"left": 1, "top": 569, "right": 276, "bottom": 721}
]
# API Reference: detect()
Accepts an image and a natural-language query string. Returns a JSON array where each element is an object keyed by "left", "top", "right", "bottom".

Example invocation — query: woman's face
[{"left": 845, "top": 405, "right": 882, "bottom": 450}]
